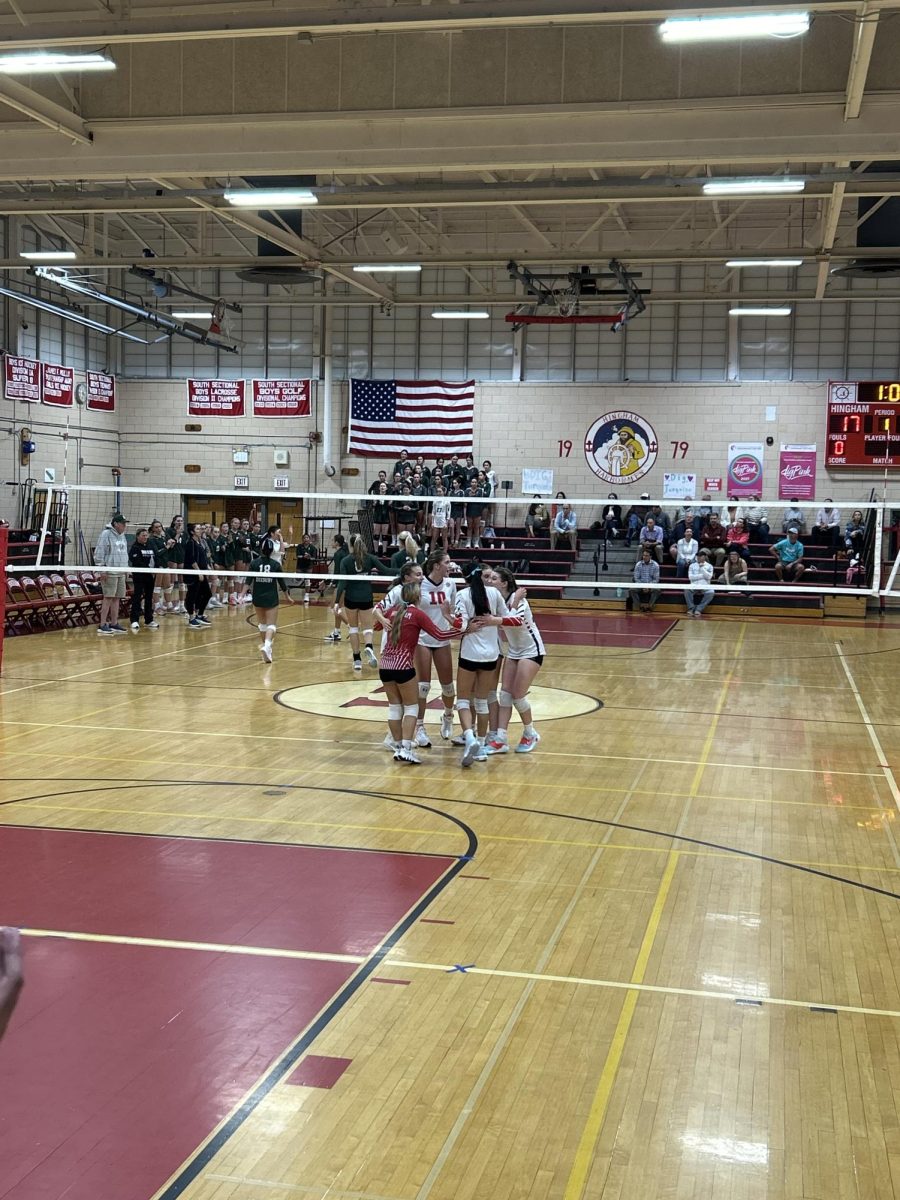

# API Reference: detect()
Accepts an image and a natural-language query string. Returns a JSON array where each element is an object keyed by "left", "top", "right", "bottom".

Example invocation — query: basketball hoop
[{"left": 209, "top": 298, "right": 227, "bottom": 337}]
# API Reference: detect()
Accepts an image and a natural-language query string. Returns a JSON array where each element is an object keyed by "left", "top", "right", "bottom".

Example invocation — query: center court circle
[{"left": 275, "top": 681, "right": 601, "bottom": 724}]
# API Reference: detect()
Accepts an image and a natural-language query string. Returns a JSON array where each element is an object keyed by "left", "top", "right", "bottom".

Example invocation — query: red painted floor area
[
  {"left": 0, "top": 827, "right": 455, "bottom": 1200},
  {"left": 538, "top": 613, "right": 676, "bottom": 649}
]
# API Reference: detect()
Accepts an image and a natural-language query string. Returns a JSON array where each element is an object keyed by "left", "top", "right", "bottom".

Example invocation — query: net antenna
[{"left": 505, "top": 259, "right": 648, "bottom": 332}]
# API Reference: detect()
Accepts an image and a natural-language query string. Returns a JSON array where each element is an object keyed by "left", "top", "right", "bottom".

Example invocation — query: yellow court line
[{"left": 21, "top": 924, "right": 900, "bottom": 1023}]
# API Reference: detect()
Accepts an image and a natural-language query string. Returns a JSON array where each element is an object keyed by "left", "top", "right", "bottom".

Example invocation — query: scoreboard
[{"left": 826, "top": 381, "right": 900, "bottom": 468}]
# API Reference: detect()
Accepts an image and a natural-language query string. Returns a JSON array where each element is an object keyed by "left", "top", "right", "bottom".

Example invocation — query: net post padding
[{"left": 0, "top": 525, "right": 7, "bottom": 672}]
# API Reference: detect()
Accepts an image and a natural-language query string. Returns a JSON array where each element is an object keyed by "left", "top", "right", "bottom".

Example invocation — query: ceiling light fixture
[
  {"left": 0, "top": 50, "right": 115, "bottom": 74},
  {"left": 431, "top": 310, "right": 490, "bottom": 319},
  {"left": 223, "top": 188, "right": 318, "bottom": 208},
  {"left": 352, "top": 264, "right": 422, "bottom": 273},
  {"left": 660, "top": 12, "right": 810, "bottom": 42},
  {"left": 0, "top": 284, "right": 147, "bottom": 342},
  {"left": 171, "top": 311, "right": 213, "bottom": 320},
  {"left": 704, "top": 179, "right": 805, "bottom": 196},
  {"left": 729, "top": 307, "right": 793, "bottom": 316},
  {"left": 726, "top": 259, "right": 804, "bottom": 267},
  {"left": 19, "top": 250, "right": 77, "bottom": 262}
]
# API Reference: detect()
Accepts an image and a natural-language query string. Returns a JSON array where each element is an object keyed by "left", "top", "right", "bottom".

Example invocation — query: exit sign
[
  {"left": 273, "top": 476, "right": 290, "bottom": 489},
  {"left": 233, "top": 475, "right": 249, "bottom": 489}
]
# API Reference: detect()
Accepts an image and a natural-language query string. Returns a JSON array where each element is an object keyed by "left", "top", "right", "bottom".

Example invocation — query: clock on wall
[{"left": 75, "top": 382, "right": 87, "bottom": 405}]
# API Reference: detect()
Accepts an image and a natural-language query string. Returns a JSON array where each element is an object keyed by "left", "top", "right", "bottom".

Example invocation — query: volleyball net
[{"left": 9, "top": 481, "right": 900, "bottom": 601}]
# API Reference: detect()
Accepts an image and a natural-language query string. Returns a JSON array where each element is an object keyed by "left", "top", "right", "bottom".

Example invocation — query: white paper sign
[
  {"left": 662, "top": 472, "right": 697, "bottom": 500},
  {"left": 521, "top": 468, "right": 554, "bottom": 495}
]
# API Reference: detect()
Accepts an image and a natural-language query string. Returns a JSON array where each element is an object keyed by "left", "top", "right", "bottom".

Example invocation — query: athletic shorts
[
  {"left": 507, "top": 652, "right": 544, "bottom": 666},
  {"left": 101, "top": 574, "right": 126, "bottom": 599},
  {"left": 458, "top": 656, "right": 500, "bottom": 673},
  {"left": 342, "top": 600, "right": 373, "bottom": 611},
  {"left": 379, "top": 667, "right": 416, "bottom": 684}
]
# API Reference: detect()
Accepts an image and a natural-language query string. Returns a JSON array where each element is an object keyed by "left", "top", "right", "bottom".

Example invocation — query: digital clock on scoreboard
[{"left": 826, "top": 381, "right": 900, "bottom": 468}]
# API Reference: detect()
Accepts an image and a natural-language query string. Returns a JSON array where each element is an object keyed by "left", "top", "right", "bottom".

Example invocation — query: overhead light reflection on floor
[
  {"left": 681, "top": 1133, "right": 769, "bottom": 1166},
  {"left": 701, "top": 972, "right": 770, "bottom": 998}
]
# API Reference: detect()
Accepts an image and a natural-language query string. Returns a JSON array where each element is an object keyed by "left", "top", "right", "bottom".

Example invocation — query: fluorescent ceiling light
[
  {"left": 352, "top": 263, "right": 422, "bottom": 273},
  {"left": 660, "top": 12, "right": 809, "bottom": 42},
  {"left": 20, "top": 250, "right": 77, "bottom": 262},
  {"left": 223, "top": 188, "right": 317, "bottom": 208},
  {"left": 729, "top": 307, "right": 793, "bottom": 316},
  {"left": 726, "top": 259, "right": 804, "bottom": 268},
  {"left": 704, "top": 179, "right": 805, "bottom": 196},
  {"left": 431, "top": 310, "right": 490, "bottom": 319},
  {"left": 171, "top": 311, "right": 212, "bottom": 320},
  {"left": 0, "top": 50, "right": 115, "bottom": 74},
  {"left": 0, "top": 284, "right": 147, "bottom": 342}
]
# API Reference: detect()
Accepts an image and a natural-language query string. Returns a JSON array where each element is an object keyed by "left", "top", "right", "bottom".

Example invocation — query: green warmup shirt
[
  {"left": 212, "top": 534, "right": 231, "bottom": 569},
  {"left": 334, "top": 553, "right": 390, "bottom": 607},
  {"left": 390, "top": 548, "right": 426, "bottom": 570},
  {"left": 249, "top": 557, "right": 286, "bottom": 608},
  {"left": 148, "top": 534, "right": 170, "bottom": 569}
]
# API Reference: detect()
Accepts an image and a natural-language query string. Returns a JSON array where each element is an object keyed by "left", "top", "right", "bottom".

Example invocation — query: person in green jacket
[
  {"left": 390, "top": 532, "right": 426, "bottom": 571},
  {"left": 147, "top": 519, "right": 175, "bottom": 615},
  {"left": 249, "top": 536, "right": 296, "bottom": 663},
  {"left": 334, "top": 533, "right": 391, "bottom": 671}
]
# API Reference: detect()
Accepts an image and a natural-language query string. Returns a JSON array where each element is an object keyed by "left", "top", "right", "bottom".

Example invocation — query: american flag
[{"left": 348, "top": 379, "right": 475, "bottom": 457}]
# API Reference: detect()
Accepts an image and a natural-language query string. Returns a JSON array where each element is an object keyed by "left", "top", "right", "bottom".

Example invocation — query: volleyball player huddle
[{"left": 373, "top": 548, "right": 545, "bottom": 766}]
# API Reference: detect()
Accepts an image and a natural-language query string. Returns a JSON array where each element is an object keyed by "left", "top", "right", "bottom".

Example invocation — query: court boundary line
[{"left": 835, "top": 642, "right": 900, "bottom": 815}]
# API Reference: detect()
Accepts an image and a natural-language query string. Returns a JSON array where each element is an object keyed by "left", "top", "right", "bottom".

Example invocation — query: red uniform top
[{"left": 380, "top": 604, "right": 460, "bottom": 670}]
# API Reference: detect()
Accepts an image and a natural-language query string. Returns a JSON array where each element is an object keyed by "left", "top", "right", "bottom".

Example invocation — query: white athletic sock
[{"left": 523, "top": 723, "right": 535, "bottom": 736}]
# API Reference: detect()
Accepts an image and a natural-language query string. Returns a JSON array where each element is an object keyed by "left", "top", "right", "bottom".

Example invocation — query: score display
[{"left": 826, "top": 381, "right": 900, "bottom": 468}]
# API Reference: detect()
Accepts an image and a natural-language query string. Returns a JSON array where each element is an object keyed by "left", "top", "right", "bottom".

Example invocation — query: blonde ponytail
[{"left": 390, "top": 580, "right": 421, "bottom": 645}]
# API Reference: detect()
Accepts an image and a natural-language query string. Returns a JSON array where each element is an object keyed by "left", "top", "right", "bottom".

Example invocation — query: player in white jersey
[
  {"left": 409, "top": 549, "right": 459, "bottom": 748},
  {"left": 484, "top": 566, "right": 544, "bottom": 754},
  {"left": 454, "top": 564, "right": 524, "bottom": 767},
  {"left": 429, "top": 480, "right": 452, "bottom": 553}
]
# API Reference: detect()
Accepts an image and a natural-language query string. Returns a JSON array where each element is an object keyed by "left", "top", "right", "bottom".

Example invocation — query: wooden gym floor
[{"left": 1, "top": 603, "right": 900, "bottom": 1200}]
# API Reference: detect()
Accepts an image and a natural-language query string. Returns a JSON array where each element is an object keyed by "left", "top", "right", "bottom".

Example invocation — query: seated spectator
[
  {"left": 550, "top": 491, "right": 568, "bottom": 520},
  {"left": 603, "top": 493, "right": 622, "bottom": 540},
  {"left": 624, "top": 493, "right": 651, "bottom": 546},
  {"left": 725, "top": 517, "right": 752, "bottom": 562},
  {"left": 525, "top": 496, "right": 550, "bottom": 537},
  {"left": 639, "top": 515, "right": 665, "bottom": 563},
  {"left": 742, "top": 497, "right": 770, "bottom": 542},
  {"left": 700, "top": 512, "right": 728, "bottom": 567},
  {"left": 722, "top": 548, "right": 749, "bottom": 587},
  {"left": 782, "top": 499, "right": 805, "bottom": 534},
  {"left": 812, "top": 500, "right": 842, "bottom": 550},
  {"left": 672, "top": 506, "right": 701, "bottom": 541},
  {"left": 550, "top": 503, "right": 578, "bottom": 551},
  {"left": 770, "top": 527, "right": 805, "bottom": 582},
  {"left": 645, "top": 504, "right": 671, "bottom": 542},
  {"left": 844, "top": 510, "right": 865, "bottom": 552},
  {"left": 670, "top": 529, "right": 698, "bottom": 578},
  {"left": 722, "top": 495, "right": 741, "bottom": 528},
  {"left": 633, "top": 548, "right": 660, "bottom": 613},
  {"left": 697, "top": 495, "right": 716, "bottom": 519},
  {"left": 685, "top": 549, "right": 715, "bottom": 618}
]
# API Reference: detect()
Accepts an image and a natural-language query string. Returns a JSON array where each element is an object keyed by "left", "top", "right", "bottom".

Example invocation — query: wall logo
[
  {"left": 729, "top": 454, "right": 763, "bottom": 487},
  {"left": 584, "top": 411, "right": 658, "bottom": 485}
]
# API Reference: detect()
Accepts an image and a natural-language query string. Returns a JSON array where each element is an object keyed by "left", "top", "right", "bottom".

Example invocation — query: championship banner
[
  {"left": 726, "top": 442, "right": 765, "bottom": 497},
  {"left": 778, "top": 444, "right": 816, "bottom": 500},
  {"left": 41, "top": 362, "right": 74, "bottom": 407},
  {"left": 252, "top": 379, "right": 311, "bottom": 418},
  {"left": 4, "top": 354, "right": 41, "bottom": 402},
  {"left": 86, "top": 370, "right": 116, "bottom": 412},
  {"left": 187, "top": 378, "right": 245, "bottom": 417}
]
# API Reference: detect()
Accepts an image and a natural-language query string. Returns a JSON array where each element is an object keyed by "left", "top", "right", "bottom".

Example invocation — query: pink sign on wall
[{"left": 778, "top": 445, "right": 817, "bottom": 500}]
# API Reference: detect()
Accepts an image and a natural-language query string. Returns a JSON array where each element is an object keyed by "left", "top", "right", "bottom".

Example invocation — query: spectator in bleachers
[
  {"left": 697, "top": 495, "right": 717, "bottom": 519},
  {"left": 670, "top": 527, "right": 698, "bottom": 578},
  {"left": 465, "top": 479, "right": 486, "bottom": 547},
  {"left": 845, "top": 510, "right": 866, "bottom": 553},
  {"left": 94, "top": 512, "right": 129, "bottom": 635},
  {"left": 551, "top": 491, "right": 567, "bottom": 519},
  {"left": 449, "top": 479, "right": 467, "bottom": 546},
  {"left": 430, "top": 479, "right": 452, "bottom": 552},
  {"left": 525, "top": 496, "right": 549, "bottom": 538},
  {"left": 742, "top": 497, "right": 770, "bottom": 542},
  {"left": 370, "top": 483, "right": 391, "bottom": 554},
  {"left": 812, "top": 501, "right": 842, "bottom": 550},
  {"left": 603, "top": 494, "right": 622, "bottom": 539},
  {"left": 463, "top": 454, "right": 479, "bottom": 483},
  {"left": 393, "top": 486, "right": 418, "bottom": 539},
  {"left": 639, "top": 515, "right": 665, "bottom": 563},
  {"left": 550, "top": 503, "right": 578, "bottom": 552},
  {"left": 700, "top": 512, "right": 728, "bottom": 568},
  {"left": 671, "top": 509, "right": 700, "bottom": 543},
  {"left": 624, "top": 494, "right": 651, "bottom": 546},
  {"left": 722, "top": 548, "right": 749, "bottom": 586},
  {"left": 725, "top": 516, "right": 752, "bottom": 562},
  {"left": 633, "top": 548, "right": 660, "bottom": 612},
  {"left": 782, "top": 499, "right": 805, "bottom": 533},
  {"left": 481, "top": 461, "right": 497, "bottom": 538},
  {"left": 410, "top": 471, "right": 430, "bottom": 535},
  {"left": 685, "top": 549, "right": 715, "bottom": 618},
  {"left": 770, "top": 527, "right": 806, "bottom": 582},
  {"left": 413, "top": 455, "right": 431, "bottom": 482},
  {"left": 645, "top": 504, "right": 671, "bottom": 543},
  {"left": 368, "top": 469, "right": 388, "bottom": 496},
  {"left": 392, "top": 450, "right": 410, "bottom": 478}
]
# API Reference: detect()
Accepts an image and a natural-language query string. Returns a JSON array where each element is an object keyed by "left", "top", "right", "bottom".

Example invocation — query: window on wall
[
  {"left": 737, "top": 314, "right": 793, "bottom": 381},
  {"left": 674, "top": 304, "right": 727, "bottom": 381},
  {"left": 792, "top": 303, "right": 847, "bottom": 381},
  {"left": 846, "top": 300, "right": 900, "bottom": 379}
]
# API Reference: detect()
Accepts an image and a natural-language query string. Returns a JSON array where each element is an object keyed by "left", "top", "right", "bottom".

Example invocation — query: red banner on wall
[
  {"left": 187, "top": 378, "right": 245, "bottom": 417},
  {"left": 4, "top": 354, "right": 41, "bottom": 402},
  {"left": 778, "top": 445, "right": 817, "bottom": 500},
  {"left": 86, "top": 370, "right": 116, "bottom": 412},
  {"left": 41, "top": 362, "right": 74, "bottom": 407},
  {"left": 252, "top": 378, "right": 311, "bottom": 418}
]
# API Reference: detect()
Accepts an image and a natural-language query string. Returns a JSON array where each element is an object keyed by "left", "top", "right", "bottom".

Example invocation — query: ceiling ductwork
[
  {"left": 236, "top": 176, "right": 322, "bottom": 285},
  {"left": 832, "top": 162, "right": 900, "bottom": 278}
]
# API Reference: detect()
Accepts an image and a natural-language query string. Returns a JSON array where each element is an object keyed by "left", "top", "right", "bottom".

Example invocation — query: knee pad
[
  {"left": 418, "top": 681, "right": 431, "bottom": 700},
  {"left": 267, "top": 624, "right": 278, "bottom": 633},
  {"left": 498, "top": 689, "right": 514, "bottom": 708},
  {"left": 403, "top": 703, "right": 418, "bottom": 719},
  {"left": 347, "top": 625, "right": 359, "bottom": 635},
  {"left": 473, "top": 698, "right": 490, "bottom": 715},
  {"left": 441, "top": 682, "right": 455, "bottom": 698},
  {"left": 486, "top": 690, "right": 498, "bottom": 705},
  {"left": 513, "top": 695, "right": 531, "bottom": 714},
  {"left": 258, "top": 623, "right": 267, "bottom": 634},
  {"left": 387, "top": 704, "right": 403, "bottom": 721},
  {"left": 456, "top": 698, "right": 471, "bottom": 712}
]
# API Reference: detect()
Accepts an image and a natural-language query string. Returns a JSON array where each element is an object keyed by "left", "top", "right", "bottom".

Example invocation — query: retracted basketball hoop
[{"left": 505, "top": 258, "right": 648, "bottom": 333}]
